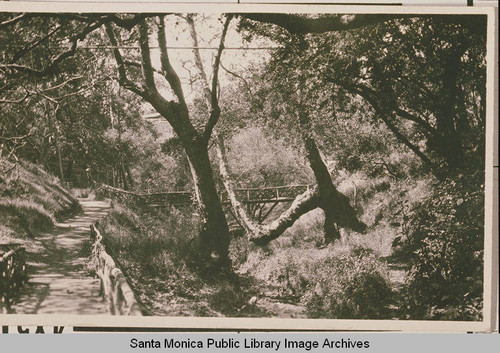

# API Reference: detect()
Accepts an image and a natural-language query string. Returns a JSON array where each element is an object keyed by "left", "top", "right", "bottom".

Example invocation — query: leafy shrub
[
  {"left": 395, "top": 173, "right": 484, "bottom": 320},
  {"left": 302, "top": 246, "right": 392, "bottom": 319},
  {"left": 269, "top": 252, "right": 309, "bottom": 300},
  {"left": 208, "top": 282, "right": 248, "bottom": 316},
  {"left": 225, "top": 126, "right": 312, "bottom": 187}
]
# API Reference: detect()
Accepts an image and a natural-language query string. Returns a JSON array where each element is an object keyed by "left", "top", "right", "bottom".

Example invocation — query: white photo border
[{"left": 0, "top": 2, "right": 497, "bottom": 333}]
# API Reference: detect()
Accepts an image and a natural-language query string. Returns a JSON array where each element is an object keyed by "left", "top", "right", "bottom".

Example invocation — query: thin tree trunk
[
  {"left": 54, "top": 108, "right": 64, "bottom": 182},
  {"left": 55, "top": 133, "right": 64, "bottom": 182},
  {"left": 116, "top": 167, "right": 122, "bottom": 188},
  {"left": 125, "top": 162, "right": 135, "bottom": 188},
  {"left": 120, "top": 163, "right": 128, "bottom": 190},
  {"left": 38, "top": 136, "right": 50, "bottom": 166},
  {"left": 66, "top": 159, "right": 73, "bottom": 181}
]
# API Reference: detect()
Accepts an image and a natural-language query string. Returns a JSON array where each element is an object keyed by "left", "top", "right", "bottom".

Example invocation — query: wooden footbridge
[{"left": 98, "top": 184, "right": 313, "bottom": 224}]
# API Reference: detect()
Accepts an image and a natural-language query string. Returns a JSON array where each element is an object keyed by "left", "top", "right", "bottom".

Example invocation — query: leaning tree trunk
[
  {"left": 216, "top": 127, "right": 366, "bottom": 247},
  {"left": 296, "top": 107, "right": 367, "bottom": 243}
]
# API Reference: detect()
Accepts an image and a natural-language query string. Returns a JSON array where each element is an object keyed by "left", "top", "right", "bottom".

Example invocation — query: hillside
[{"left": 0, "top": 157, "right": 81, "bottom": 245}]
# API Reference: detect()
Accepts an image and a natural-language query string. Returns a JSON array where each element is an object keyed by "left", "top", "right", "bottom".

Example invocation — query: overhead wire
[{"left": 1, "top": 45, "right": 282, "bottom": 50}]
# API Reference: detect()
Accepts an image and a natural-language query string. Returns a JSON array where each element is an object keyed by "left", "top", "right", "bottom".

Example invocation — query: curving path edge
[{"left": 10, "top": 199, "right": 110, "bottom": 315}]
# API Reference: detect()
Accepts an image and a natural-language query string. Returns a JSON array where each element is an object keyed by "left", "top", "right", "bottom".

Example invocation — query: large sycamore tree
[{"left": 102, "top": 15, "right": 234, "bottom": 267}]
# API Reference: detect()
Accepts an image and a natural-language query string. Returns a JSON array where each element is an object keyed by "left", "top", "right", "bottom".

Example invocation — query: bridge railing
[
  {"left": 0, "top": 244, "right": 27, "bottom": 313},
  {"left": 230, "top": 184, "right": 312, "bottom": 203},
  {"left": 97, "top": 183, "right": 313, "bottom": 206},
  {"left": 90, "top": 224, "right": 144, "bottom": 316}
]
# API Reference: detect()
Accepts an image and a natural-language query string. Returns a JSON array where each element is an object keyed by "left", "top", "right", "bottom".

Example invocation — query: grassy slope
[{"left": 0, "top": 157, "right": 81, "bottom": 245}]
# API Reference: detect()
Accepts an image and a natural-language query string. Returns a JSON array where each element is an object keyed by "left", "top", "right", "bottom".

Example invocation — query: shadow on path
[{"left": 10, "top": 199, "right": 110, "bottom": 315}]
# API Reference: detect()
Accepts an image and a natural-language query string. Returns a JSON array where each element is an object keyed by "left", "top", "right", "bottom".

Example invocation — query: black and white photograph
[{"left": 0, "top": 3, "right": 497, "bottom": 331}]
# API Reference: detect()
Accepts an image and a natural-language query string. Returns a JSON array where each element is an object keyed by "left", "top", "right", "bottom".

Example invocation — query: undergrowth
[
  {"left": 235, "top": 218, "right": 393, "bottom": 319},
  {"left": 98, "top": 199, "right": 259, "bottom": 317},
  {"left": 96, "top": 168, "right": 483, "bottom": 321},
  {"left": 393, "top": 172, "right": 484, "bottom": 321}
]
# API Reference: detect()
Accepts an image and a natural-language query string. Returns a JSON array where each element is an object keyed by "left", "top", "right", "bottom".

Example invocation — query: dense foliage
[{"left": 395, "top": 172, "right": 484, "bottom": 320}]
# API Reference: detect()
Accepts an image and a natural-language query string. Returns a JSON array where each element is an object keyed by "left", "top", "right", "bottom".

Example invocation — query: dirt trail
[{"left": 10, "top": 199, "right": 110, "bottom": 315}]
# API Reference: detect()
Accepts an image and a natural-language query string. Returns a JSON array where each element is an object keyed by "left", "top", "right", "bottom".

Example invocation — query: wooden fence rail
[
  {"left": 0, "top": 244, "right": 27, "bottom": 313},
  {"left": 90, "top": 224, "right": 144, "bottom": 316}
]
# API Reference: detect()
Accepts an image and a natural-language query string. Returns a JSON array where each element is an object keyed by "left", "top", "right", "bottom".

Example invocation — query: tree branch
[
  {"left": 353, "top": 83, "right": 436, "bottom": 135},
  {"left": 123, "top": 59, "right": 163, "bottom": 75},
  {"left": 0, "top": 132, "right": 33, "bottom": 142},
  {"left": 9, "top": 24, "right": 63, "bottom": 64},
  {"left": 186, "top": 14, "right": 231, "bottom": 143},
  {"left": 203, "top": 15, "right": 232, "bottom": 141},
  {"left": 102, "top": 14, "right": 156, "bottom": 31},
  {"left": 395, "top": 107, "right": 435, "bottom": 135},
  {"left": 242, "top": 13, "right": 408, "bottom": 34},
  {"left": 157, "top": 15, "right": 186, "bottom": 105},
  {"left": 327, "top": 77, "right": 442, "bottom": 178},
  {"left": 106, "top": 19, "right": 197, "bottom": 141},
  {"left": 0, "top": 14, "right": 27, "bottom": 29},
  {"left": 105, "top": 23, "right": 145, "bottom": 97},
  {"left": 220, "top": 62, "right": 253, "bottom": 96},
  {"left": 1, "top": 21, "right": 102, "bottom": 78},
  {"left": 186, "top": 15, "right": 211, "bottom": 103},
  {"left": 137, "top": 20, "right": 157, "bottom": 93},
  {"left": 355, "top": 85, "right": 443, "bottom": 179},
  {"left": 0, "top": 92, "right": 30, "bottom": 105}
]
